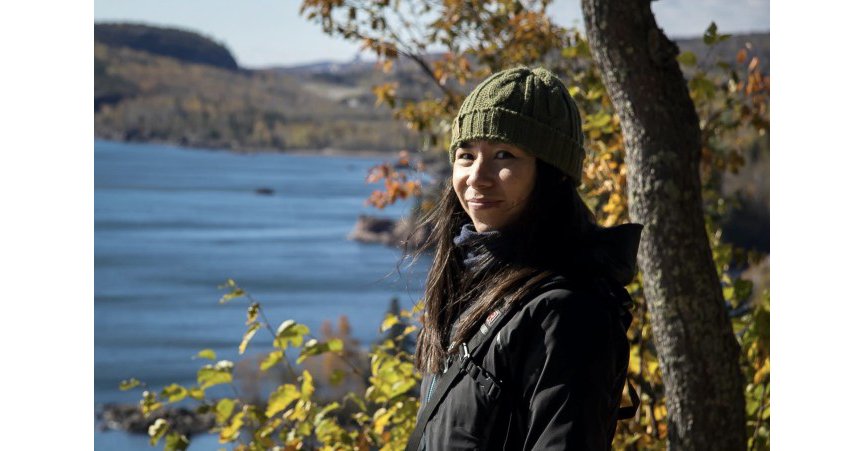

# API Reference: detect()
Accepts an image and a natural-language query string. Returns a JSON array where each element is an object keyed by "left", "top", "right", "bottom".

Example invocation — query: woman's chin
[{"left": 470, "top": 219, "right": 501, "bottom": 233}]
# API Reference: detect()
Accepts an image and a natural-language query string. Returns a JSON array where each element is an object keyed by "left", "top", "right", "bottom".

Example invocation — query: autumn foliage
[{"left": 124, "top": 1, "right": 769, "bottom": 450}]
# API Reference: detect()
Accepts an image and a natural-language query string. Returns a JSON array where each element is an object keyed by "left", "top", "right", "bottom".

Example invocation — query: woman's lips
[{"left": 467, "top": 199, "right": 503, "bottom": 209}]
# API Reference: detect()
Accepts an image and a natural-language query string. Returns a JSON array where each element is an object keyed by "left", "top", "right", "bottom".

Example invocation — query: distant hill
[
  {"left": 94, "top": 40, "right": 415, "bottom": 152},
  {"left": 94, "top": 22, "right": 767, "bottom": 156},
  {"left": 95, "top": 23, "right": 239, "bottom": 71}
]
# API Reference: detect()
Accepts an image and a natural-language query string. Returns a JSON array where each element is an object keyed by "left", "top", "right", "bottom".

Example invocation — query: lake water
[{"left": 95, "top": 140, "right": 430, "bottom": 450}]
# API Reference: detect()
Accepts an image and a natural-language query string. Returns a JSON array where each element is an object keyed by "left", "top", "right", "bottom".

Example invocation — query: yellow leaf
[
  {"left": 119, "top": 378, "right": 141, "bottom": 391},
  {"left": 197, "top": 361, "right": 234, "bottom": 390},
  {"left": 266, "top": 384, "right": 301, "bottom": 418},
  {"left": 148, "top": 418, "right": 168, "bottom": 446},
  {"left": 373, "top": 407, "right": 395, "bottom": 435},
  {"left": 219, "top": 410, "right": 246, "bottom": 443},
  {"left": 187, "top": 386, "right": 204, "bottom": 400},
  {"left": 195, "top": 349, "right": 216, "bottom": 360},
  {"left": 239, "top": 322, "right": 261, "bottom": 355},
  {"left": 215, "top": 398, "right": 237, "bottom": 424},
  {"left": 273, "top": 320, "right": 310, "bottom": 349},
  {"left": 754, "top": 358, "right": 770, "bottom": 384},
  {"left": 260, "top": 350, "right": 284, "bottom": 372},
  {"left": 160, "top": 383, "right": 187, "bottom": 403},
  {"left": 381, "top": 314, "right": 399, "bottom": 332},
  {"left": 301, "top": 370, "right": 315, "bottom": 399}
]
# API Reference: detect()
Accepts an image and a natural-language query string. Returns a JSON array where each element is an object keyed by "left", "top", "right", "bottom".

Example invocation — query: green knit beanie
[{"left": 449, "top": 66, "right": 585, "bottom": 180}]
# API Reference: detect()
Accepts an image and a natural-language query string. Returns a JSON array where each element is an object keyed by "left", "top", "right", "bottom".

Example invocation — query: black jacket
[{"left": 416, "top": 223, "right": 642, "bottom": 450}]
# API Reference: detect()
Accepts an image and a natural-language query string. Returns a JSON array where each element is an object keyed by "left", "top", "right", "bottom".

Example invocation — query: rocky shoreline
[
  {"left": 98, "top": 403, "right": 215, "bottom": 436},
  {"left": 348, "top": 215, "right": 431, "bottom": 249}
]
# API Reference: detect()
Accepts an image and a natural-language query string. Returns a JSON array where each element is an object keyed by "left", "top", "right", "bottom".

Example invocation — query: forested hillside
[
  {"left": 94, "top": 44, "right": 416, "bottom": 152},
  {"left": 95, "top": 23, "right": 239, "bottom": 70},
  {"left": 95, "top": 22, "right": 767, "bottom": 155}
]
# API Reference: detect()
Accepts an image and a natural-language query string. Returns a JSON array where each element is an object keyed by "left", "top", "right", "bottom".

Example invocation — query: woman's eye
[
  {"left": 495, "top": 150, "right": 514, "bottom": 159},
  {"left": 456, "top": 152, "right": 474, "bottom": 161}
]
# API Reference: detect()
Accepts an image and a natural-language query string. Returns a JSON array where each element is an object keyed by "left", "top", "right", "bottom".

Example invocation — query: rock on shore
[
  {"left": 348, "top": 215, "right": 430, "bottom": 249},
  {"left": 98, "top": 403, "right": 215, "bottom": 436}
]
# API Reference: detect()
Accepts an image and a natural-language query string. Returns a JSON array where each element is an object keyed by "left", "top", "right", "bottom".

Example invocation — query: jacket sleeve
[{"left": 507, "top": 288, "right": 623, "bottom": 450}]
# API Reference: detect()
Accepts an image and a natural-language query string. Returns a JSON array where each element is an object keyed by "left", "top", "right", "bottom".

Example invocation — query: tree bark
[{"left": 580, "top": 1, "right": 745, "bottom": 449}]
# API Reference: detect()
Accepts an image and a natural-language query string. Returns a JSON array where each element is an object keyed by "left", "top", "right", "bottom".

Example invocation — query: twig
[
  {"left": 246, "top": 291, "right": 366, "bottom": 380},
  {"left": 244, "top": 292, "right": 299, "bottom": 382}
]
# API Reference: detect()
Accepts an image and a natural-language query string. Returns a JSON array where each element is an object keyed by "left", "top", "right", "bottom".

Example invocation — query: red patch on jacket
[{"left": 485, "top": 309, "right": 501, "bottom": 326}]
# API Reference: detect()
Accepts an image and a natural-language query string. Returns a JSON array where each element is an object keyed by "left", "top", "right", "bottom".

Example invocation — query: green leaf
[
  {"left": 119, "top": 378, "right": 141, "bottom": 391},
  {"left": 148, "top": 418, "right": 168, "bottom": 446},
  {"left": 329, "top": 369, "right": 345, "bottom": 386},
  {"left": 380, "top": 313, "right": 399, "bottom": 332},
  {"left": 297, "top": 338, "right": 343, "bottom": 363},
  {"left": 677, "top": 51, "right": 697, "bottom": 67},
  {"left": 197, "top": 361, "right": 234, "bottom": 390},
  {"left": 689, "top": 75, "right": 716, "bottom": 100},
  {"left": 273, "top": 320, "right": 310, "bottom": 349},
  {"left": 239, "top": 322, "right": 261, "bottom": 355},
  {"left": 215, "top": 398, "right": 237, "bottom": 424},
  {"left": 164, "top": 432, "right": 189, "bottom": 451},
  {"left": 160, "top": 384, "right": 188, "bottom": 403},
  {"left": 195, "top": 349, "right": 216, "bottom": 360},
  {"left": 265, "top": 384, "right": 301, "bottom": 418},
  {"left": 703, "top": 21, "right": 719, "bottom": 45},
  {"left": 260, "top": 350, "right": 284, "bottom": 372}
]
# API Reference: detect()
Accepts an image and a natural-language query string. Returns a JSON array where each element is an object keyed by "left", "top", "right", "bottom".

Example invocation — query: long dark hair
[{"left": 412, "top": 160, "right": 598, "bottom": 374}]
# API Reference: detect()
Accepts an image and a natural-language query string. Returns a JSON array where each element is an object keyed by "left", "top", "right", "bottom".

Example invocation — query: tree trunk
[{"left": 580, "top": 1, "right": 745, "bottom": 449}]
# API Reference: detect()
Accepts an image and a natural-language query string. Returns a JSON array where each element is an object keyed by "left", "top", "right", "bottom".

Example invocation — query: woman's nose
[{"left": 467, "top": 157, "right": 494, "bottom": 189}]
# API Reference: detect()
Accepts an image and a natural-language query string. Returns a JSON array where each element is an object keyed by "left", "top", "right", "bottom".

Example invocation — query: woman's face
[{"left": 453, "top": 140, "right": 537, "bottom": 232}]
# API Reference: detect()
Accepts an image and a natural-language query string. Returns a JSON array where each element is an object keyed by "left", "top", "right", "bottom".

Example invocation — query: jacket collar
[{"left": 587, "top": 223, "right": 643, "bottom": 285}]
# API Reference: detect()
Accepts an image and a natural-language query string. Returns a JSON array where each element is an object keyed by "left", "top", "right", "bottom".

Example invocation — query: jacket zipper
[{"left": 425, "top": 374, "right": 437, "bottom": 405}]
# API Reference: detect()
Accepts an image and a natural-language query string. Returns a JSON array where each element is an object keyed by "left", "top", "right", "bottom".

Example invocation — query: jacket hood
[{"left": 587, "top": 223, "right": 643, "bottom": 285}]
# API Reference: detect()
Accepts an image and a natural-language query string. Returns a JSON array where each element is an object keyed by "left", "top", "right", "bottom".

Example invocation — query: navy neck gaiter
[{"left": 452, "top": 223, "right": 519, "bottom": 274}]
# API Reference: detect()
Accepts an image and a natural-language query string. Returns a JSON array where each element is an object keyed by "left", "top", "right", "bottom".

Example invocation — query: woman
[{"left": 408, "top": 67, "right": 642, "bottom": 450}]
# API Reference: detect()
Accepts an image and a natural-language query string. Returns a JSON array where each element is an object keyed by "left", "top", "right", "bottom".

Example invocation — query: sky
[{"left": 94, "top": 0, "right": 769, "bottom": 68}]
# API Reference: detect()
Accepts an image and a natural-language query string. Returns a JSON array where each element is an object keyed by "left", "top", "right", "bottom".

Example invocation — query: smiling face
[{"left": 452, "top": 140, "right": 537, "bottom": 232}]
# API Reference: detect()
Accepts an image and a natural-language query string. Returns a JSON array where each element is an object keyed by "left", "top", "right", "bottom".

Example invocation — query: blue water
[{"left": 95, "top": 140, "right": 430, "bottom": 450}]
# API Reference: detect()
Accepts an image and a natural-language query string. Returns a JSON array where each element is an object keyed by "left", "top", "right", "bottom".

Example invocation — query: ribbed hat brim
[{"left": 449, "top": 107, "right": 583, "bottom": 179}]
